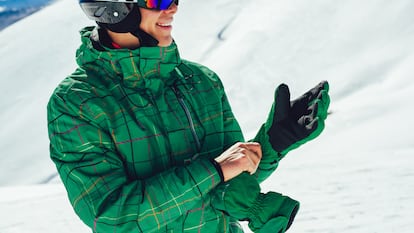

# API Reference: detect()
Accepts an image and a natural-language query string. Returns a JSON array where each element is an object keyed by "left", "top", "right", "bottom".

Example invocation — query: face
[{"left": 139, "top": 3, "right": 178, "bottom": 47}]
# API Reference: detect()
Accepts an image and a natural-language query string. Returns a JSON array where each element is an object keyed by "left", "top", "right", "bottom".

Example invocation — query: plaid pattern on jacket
[
  {"left": 48, "top": 27, "right": 279, "bottom": 233},
  {"left": 48, "top": 27, "right": 247, "bottom": 233}
]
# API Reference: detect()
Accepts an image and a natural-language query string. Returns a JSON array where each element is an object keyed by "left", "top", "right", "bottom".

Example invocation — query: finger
[
  {"left": 273, "top": 84, "right": 291, "bottom": 121},
  {"left": 290, "top": 81, "right": 327, "bottom": 119},
  {"left": 302, "top": 80, "right": 329, "bottom": 104},
  {"left": 244, "top": 152, "right": 259, "bottom": 174},
  {"left": 247, "top": 149, "right": 261, "bottom": 166},
  {"left": 238, "top": 144, "right": 261, "bottom": 172},
  {"left": 311, "top": 88, "right": 330, "bottom": 107},
  {"left": 298, "top": 102, "right": 321, "bottom": 131},
  {"left": 242, "top": 142, "right": 261, "bottom": 147},
  {"left": 309, "top": 99, "right": 327, "bottom": 120},
  {"left": 318, "top": 92, "right": 330, "bottom": 120},
  {"left": 305, "top": 117, "right": 325, "bottom": 140},
  {"left": 314, "top": 81, "right": 329, "bottom": 96},
  {"left": 320, "top": 90, "right": 330, "bottom": 116},
  {"left": 237, "top": 149, "right": 261, "bottom": 172},
  {"left": 242, "top": 142, "right": 262, "bottom": 160}
]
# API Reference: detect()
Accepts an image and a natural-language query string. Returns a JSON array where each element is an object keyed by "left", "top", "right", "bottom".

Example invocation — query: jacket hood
[{"left": 75, "top": 26, "right": 182, "bottom": 96}]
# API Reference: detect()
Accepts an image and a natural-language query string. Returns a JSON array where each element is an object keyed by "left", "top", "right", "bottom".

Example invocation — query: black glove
[{"left": 254, "top": 81, "right": 330, "bottom": 159}]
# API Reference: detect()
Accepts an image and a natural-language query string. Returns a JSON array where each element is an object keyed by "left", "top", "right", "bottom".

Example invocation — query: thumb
[{"left": 273, "top": 84, "right": 291, "bottom": 122}]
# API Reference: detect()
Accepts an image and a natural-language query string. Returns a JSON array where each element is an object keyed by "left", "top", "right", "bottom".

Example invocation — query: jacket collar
[{"left": 76, "top": 26, "right": 182, "bottom": 96}]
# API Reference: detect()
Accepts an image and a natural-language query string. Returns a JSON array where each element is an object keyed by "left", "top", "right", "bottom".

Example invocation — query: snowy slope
[
  {"left": 1, "top": 0, "right": 414, "bottom": 232},
  {"left": 0, "top": 0, "right": 55, "bottom": 30},
  {"left": 0, "top": 0, "right": 89, "bottom": 185}
]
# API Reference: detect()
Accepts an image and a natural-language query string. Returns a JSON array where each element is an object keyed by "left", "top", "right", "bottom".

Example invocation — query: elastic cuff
[
  {"left": 210, "top": 159, "right": 224, "bottom": 182},
  {"left": 279, "top": 197, "right": 300, "bottom": 230},
  {"left": 278, "top": 196, "right": 300, "bottom": 218}
]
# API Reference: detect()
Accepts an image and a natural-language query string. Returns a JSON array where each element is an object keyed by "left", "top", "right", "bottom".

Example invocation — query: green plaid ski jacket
[{"left": 48, "top": 27, "right": 278, "bottom": 233}]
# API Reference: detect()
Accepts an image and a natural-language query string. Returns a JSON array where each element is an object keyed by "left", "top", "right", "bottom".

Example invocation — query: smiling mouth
[{"left": 156, "top": 23, "right": 172, "bottom": 27}]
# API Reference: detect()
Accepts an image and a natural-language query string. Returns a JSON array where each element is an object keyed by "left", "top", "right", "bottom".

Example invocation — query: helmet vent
[{"left": 94, "top": 6, "right": 106, "bottom": 17}]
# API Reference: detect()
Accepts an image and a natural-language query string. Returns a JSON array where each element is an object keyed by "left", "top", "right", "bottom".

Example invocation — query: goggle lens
[{"left": 145, "top": 0, "right": 178, "bottom": 10}]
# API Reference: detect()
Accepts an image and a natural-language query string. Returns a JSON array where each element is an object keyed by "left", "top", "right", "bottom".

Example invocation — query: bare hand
[{"left": 214, "top": 142, "right": 262, "bottom": 182}]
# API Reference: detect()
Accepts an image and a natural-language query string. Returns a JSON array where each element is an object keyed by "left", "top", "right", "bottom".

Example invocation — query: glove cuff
[
  {"left": 247, "top": 192, "right": 300, "bottom": 232},
  {"left": 278, "top": 196, "right": 300, "bottom": 230},
  {"left": 253, "top": 124, "right": 284, "bottom": 163}
]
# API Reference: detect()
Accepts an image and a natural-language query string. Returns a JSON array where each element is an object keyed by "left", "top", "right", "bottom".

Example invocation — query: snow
[{"left": 1, "top": 0, "right": 413, "bottom": 232}]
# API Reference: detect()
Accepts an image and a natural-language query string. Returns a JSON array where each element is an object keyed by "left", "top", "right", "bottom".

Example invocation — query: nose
[{"left": 163, "top": 2, "right": 178, "bottom": 13}]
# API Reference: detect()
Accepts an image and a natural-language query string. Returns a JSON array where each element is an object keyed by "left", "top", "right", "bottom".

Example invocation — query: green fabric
[
  {"left": 256, "top": 217, "right": 288, "bottom": 233},
  {"left": 248, "top": 193, "right": 299, "bottom": 232},
  {"left": 228, "top": 219, "right": 245, "bottom": 233},
  {"left": 212, "top": 173, "right": 299, "bottom": 233},
  {"left": 212, "top": 173, "right": 261, "bottom": 220},
  {"left": 251, "top": 126, "right": 280, "bottom": 183},
  {"left": 48, "top": 26, "right": 248, "bottom": 233}
]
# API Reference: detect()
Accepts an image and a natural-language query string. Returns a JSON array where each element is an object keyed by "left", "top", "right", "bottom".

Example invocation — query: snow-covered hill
[
  {"left": 1, "top": 0, "right": 413, "bottom": 232},
  {"left": 0, "top": 0, "right": 55, "bottom": 30}
]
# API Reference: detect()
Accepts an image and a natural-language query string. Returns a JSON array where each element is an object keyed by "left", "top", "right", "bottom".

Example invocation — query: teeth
[{"left": 157, "top": 23, "right": 171, "bottom": 27}]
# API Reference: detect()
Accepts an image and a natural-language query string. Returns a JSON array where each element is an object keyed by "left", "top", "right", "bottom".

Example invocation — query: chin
[{"left": 158, "top": 38, "right": 173, "bottom": 47}]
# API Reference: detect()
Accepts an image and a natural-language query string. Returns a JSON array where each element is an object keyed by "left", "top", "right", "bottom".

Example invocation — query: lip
[
  {"left": 156, "top": 22, "right": 172, "bottom": 27},
  {"left": 156, "top": 21, "right": 173, "bottom": 28},
  {"left": 156, "top": 17, "right": 173, "bottom": 27},
  {"left": 156, "top": 22, "right": 173, "bottom": 31}
]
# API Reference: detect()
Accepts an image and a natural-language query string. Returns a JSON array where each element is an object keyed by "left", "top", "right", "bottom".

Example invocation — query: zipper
[
  {"left": 171, "top": 86, "right": 201, "bottom": 152},
  {"left": 147, "top": 93, "right": 174, "bottom": 166}
]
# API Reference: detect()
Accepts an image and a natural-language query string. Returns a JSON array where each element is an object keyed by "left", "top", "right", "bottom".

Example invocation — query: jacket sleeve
[
  {"left": 195, "top": 63, "right": 245, "bottom": 151},
  {"left": 221, "top": 91, "right": 245, "bottom": 150},
  {"left": 47, "top": 92, "right": 221, "bottom": 232}
]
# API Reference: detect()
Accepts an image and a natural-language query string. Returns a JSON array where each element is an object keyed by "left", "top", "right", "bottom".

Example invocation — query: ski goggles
[{"left": 141, "top": 0, "right": 179, "bottom": 10}]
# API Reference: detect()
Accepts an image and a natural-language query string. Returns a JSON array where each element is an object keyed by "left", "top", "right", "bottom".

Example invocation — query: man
[{"left": 47, "top": 0, "right": 330, "bottom": 232}]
